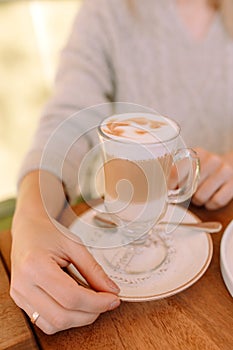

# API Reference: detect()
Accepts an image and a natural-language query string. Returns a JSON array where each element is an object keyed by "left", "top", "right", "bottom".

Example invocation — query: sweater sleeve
[{"left": 18, "top": 0, "right": 115, "bottom": 202}]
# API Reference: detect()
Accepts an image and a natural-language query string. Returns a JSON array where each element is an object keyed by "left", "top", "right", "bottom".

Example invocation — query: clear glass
[
  {"left": 97, "top": 112, "right": 200, "bottom": 274},
  {"left": 38, "top": 103, "right": 199, "bottom": 278}
]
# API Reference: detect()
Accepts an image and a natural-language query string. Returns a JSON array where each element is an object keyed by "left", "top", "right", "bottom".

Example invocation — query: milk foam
[
  {"left": 100, "top": 113, "right": 179, "bottom": 144},
  {"left": 99, "top": 113, "right": 179, "bottom": 160}
]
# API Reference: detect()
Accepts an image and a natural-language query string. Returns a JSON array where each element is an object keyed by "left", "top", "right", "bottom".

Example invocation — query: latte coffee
[{"left": 98, "top": 113, "right": 179, "bottom": 230}]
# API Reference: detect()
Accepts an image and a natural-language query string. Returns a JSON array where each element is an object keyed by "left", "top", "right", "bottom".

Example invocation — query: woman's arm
[{"left": 11, "top": 0, "right": 120, "bottom": 333}]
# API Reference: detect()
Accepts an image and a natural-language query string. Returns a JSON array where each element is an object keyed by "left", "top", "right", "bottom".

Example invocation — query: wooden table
[{"left": 1, "top": 201, "right": 233, "bottom": 350}]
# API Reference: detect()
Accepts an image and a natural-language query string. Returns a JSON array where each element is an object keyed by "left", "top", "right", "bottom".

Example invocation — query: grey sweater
[{"left": 19, "top": 0, "right": 233, "bottom": 199}]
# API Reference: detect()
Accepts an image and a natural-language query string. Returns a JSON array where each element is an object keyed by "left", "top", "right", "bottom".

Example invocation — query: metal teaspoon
[{"left": 93, "top": 213, "right": 222, "bottom": 233}]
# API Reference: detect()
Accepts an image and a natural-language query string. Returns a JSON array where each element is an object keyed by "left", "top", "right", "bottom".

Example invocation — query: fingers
[
  {"left": 11, "top": 262, "right": 120, "bottom": 334},
  {"left": 168, "top": 158, "right": 195, "bottom": 190},
  {"left": 63, "top": 239, "right": 120, "bottom": 294},
  {"left": 10, "top": 210, "right": 121, "bottom": 335},
  {"left": 33, "top": 260, "right": 120, "bottom": 314},
  {"left": 194, "top": 148, "right": 222, "bottom": 186},
  {"left": 192, "top": 148, "right": 233, "bottom": 210},
  {"left": 11, "top": 285, "right": 100, "bottom": 335},
  {"left": 201, "top": 178, "right": 233, "bottom": 210},
  {"left": 10, "top": 240, "right": 121, "bottom": 334},
  {"left": 193, "top": 164, "right": 229, "bottom": 204}
]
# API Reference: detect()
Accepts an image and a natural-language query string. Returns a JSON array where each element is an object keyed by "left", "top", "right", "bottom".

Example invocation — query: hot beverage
[
  {"left": 98, "top": 112, "right": 199, "bottom": 273},
  {"left": 99, "top": 114, "right": 177, "bottom": 231}
]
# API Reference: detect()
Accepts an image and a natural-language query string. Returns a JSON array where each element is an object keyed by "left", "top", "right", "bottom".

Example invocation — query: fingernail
[
  {"left": 109, "top": 298, "right": 121, "bottom": 310},
  {"left": 192, "top": 198, "right": 202, "bottom": 206},
  {"left": 106, "top": 278, "right": 120, "bottom": 293},
  {"left": 205, "top": 202, "right": 218, "bottom": 210}
]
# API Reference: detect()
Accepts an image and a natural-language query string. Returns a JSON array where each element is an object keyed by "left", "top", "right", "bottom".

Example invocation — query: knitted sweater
[{"left": 19, "top": 0, "right": 233, "bottom": 198}]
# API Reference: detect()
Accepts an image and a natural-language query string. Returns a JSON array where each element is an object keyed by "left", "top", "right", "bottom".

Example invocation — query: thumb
[{"left": 65, "top": 238, "right": 120, "bottom": 294}]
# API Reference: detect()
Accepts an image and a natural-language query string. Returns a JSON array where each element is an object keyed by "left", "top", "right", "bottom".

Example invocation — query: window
[{"left": 0, "top": 0, "right": 81, "bottom": 199}]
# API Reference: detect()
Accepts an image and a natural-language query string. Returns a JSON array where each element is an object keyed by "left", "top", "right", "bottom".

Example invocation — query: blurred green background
[{"left": 0, "top": 0, "right": 81, "bottom": 229}]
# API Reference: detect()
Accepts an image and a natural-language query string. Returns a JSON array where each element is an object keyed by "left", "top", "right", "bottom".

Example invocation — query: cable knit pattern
[{"left": 18, "top": 0, "right": 233, "bottom": 197}]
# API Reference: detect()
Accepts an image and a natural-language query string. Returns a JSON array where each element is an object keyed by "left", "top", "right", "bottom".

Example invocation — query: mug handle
[{"left": 167, "top": 148, "right": 200, "bottom": 204}]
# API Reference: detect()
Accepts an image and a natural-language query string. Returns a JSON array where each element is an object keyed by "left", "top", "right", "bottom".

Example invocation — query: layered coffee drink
[
  {"left": 96, "top": 112, "right": 199, "bottom": 274},
  {"left": 98, "top": 113, "right": 179, "bottom": 233}
]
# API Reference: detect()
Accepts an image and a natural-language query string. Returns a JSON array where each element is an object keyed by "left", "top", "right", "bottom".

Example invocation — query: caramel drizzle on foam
[{"left": 102, "top": 117, "right": 166, "bottom": 138}]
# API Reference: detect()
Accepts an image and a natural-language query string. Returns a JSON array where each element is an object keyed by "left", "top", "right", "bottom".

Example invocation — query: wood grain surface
[
  {"left": 0, "top": 251, "right": 38, "bottom": 350},
  {"left": 0, "top": 201, "right": 233, "bottom": 350}
]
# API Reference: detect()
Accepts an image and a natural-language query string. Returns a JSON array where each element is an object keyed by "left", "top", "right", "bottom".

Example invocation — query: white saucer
[
  {"left": 220, "top": 220, "right": 233, "bottom": 297},
  {"left": 68, "top": 204, "right": 213, "bottom": 301}
]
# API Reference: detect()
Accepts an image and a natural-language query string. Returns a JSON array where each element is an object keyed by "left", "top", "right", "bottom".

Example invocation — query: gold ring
[{"left": 30, "top": 311, "right": 40, "bottom": 325}]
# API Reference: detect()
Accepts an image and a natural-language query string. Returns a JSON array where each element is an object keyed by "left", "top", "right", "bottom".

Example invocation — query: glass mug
[{"left": 98, "top": 112, "right": 200, "bottom": 274}]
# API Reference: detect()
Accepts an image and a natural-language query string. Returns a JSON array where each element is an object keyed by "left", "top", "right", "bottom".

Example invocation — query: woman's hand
[
  {"left": 10, "top": 171, "right": 120, "bottom": 334},
  {"left": 10, "top": 214, "right": 120, "bottom": 334},
  {"left": 191, "top": 148, "right": 233, "bottom": 210},
  {"left": 169, "top": 148, "right": 233, "bottom": 210}
]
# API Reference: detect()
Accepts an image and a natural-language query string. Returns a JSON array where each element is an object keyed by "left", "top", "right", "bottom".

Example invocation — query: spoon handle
[
  {"left": 159, "top": 221, "right": 222, "bottom": 233},
  {"left": 93, "top": 213, "right": 222, "bottom": 233}
]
